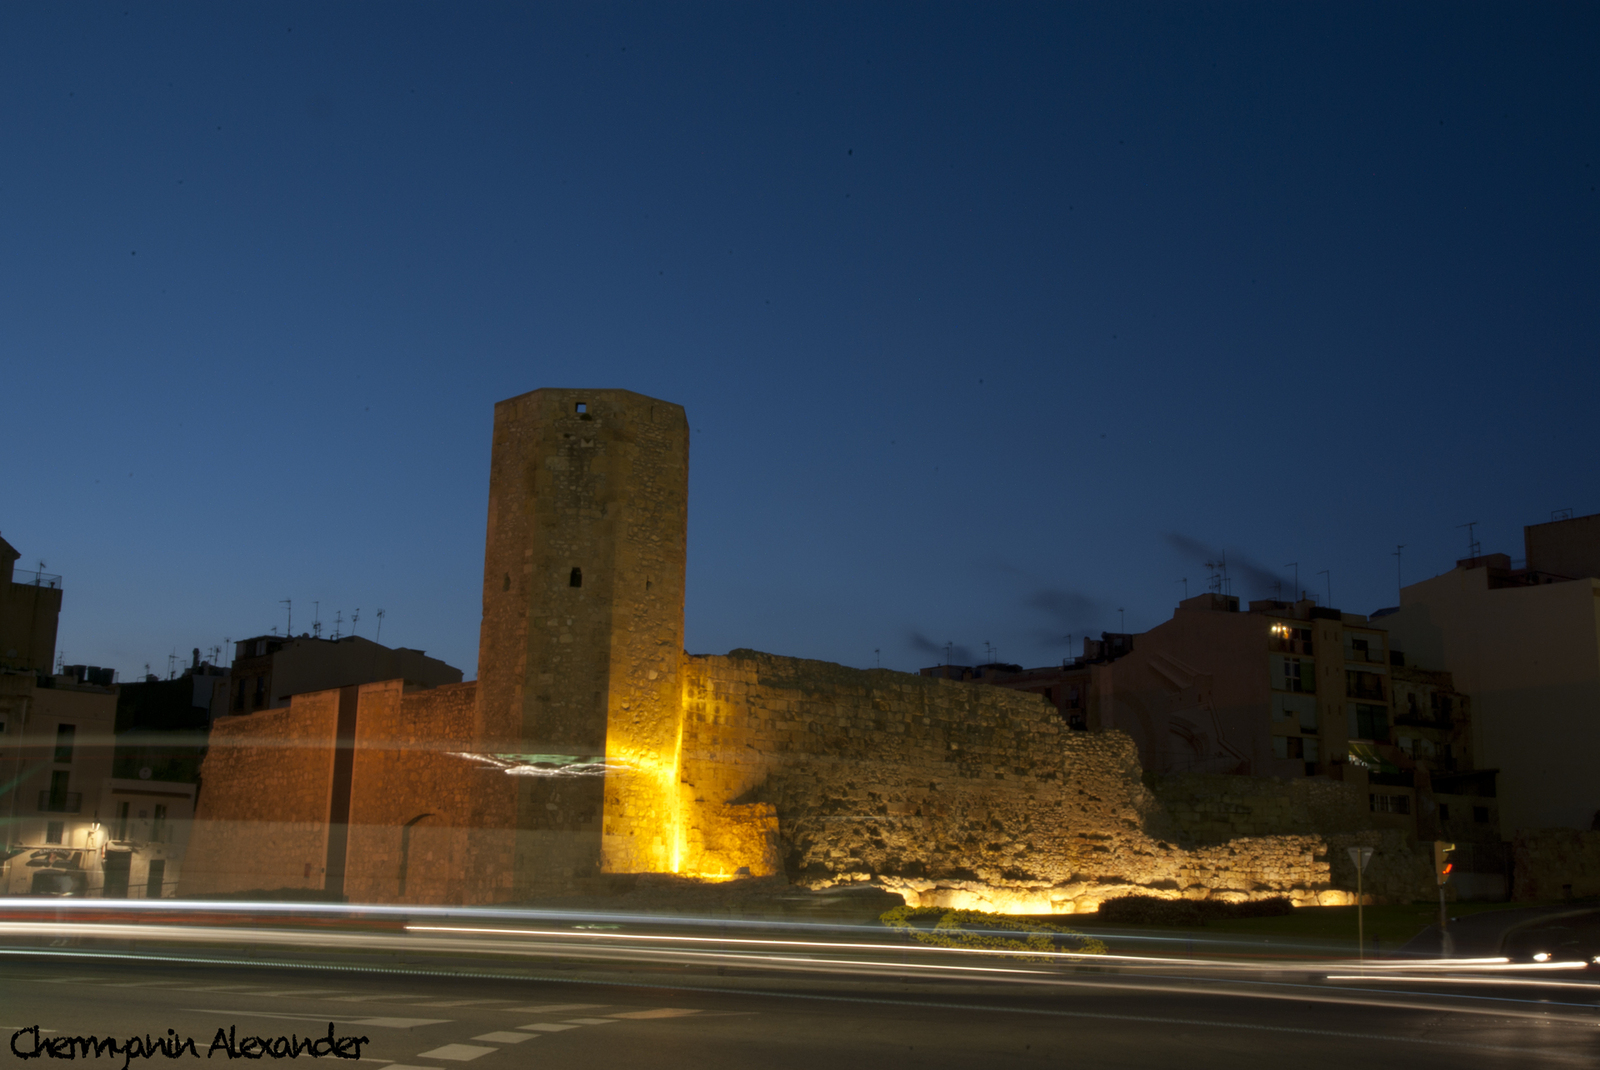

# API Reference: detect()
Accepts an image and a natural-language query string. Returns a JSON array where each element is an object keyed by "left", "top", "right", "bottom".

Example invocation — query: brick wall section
[
  {"left": 343, "top": 681, "right": 514, "bottom": 904},
  {"left": 674, "top": 650, "right": 1343, "bottom": 912},
  {"left": 179, "top": 691, "right": 340, "bottom": 896}
]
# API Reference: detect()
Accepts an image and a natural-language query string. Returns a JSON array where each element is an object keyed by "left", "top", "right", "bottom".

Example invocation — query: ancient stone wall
[
  {"left": 672, "top": 650, "right": 1348, "bottom": 912},
  {"left": 179, "top": 692, "right": 340, "bottom": 896},
  {"left": 344, "top": 681, "right": 513, "bottom": 904},
  {"left": 1149, "top": 772, "right": 1370, "bottom": 843},
  {"left": 1513, "top": 829, "right": 1600, "bottom": 900}
]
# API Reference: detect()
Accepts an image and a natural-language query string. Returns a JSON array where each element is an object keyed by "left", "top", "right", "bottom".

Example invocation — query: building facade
[{"left": 1377, "top": 515, "right": 1600, "bottom": 834}]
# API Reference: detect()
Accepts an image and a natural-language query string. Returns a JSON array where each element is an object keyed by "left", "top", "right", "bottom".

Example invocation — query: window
[
  {"left": 255, "top": 640, "right": 267, "bottom": 656},
  {"left": 575, "top": 402, "right": 587, "bottom": 413},
  {"left": 1348, "top": 703, "right": 1390, "bottom": 742},
  {"left": 570, "top": 566, "right": 583, "bottom": 588},
  {"left": 253, "top": 675, "right": 266, "bottom": 709},
  {"left": 45, "top": 821, "right": 63, "bottom": 845},
  {"left": 54, "top": 723, "right": 75, "bottom": 763},
  {"left": 234, "top": 678, "right": 247, "bottom": 711},
  {"left": 48, "top": 770, "right": 70, "bottom": 808},
  {"left": 115, "top": 800, "right": 130, "bottom": 841},
  {"left": 1285, "top": 658, "right": 1304, "bottom": 692},
  {"left": 1370, "top": 793, "right": 1410, "bottom": 815},
  {"left": 1346, "top": 670, "right": 1385, "bottom": 700},
  {"left": 153, "top": 804, "right": 167, "bottom": 842},
  {"left": 1066, "top": 686, "right": 1082, "bottom": 709},
  {"left": 1473, "top": 805, "right": 1490, "bottom": 823},
  {"left": 1273, "top": 736, "right": 1305, "bottom": 760}
]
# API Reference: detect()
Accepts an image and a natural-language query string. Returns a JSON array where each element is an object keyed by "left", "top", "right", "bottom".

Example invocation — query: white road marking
[
  {"left": 182, "top": 1009, "right": 449, "bottom": 1028},
  {"left": 561, "top": 1018, "right": 617, "bottom": 1026},
  {"left": 414, "top": 1044, "right": 498, "bottom": 1062},
  {"left": 607, "top": 1008, "right": 702, "bottom": 1019},
  {"left": 517, "top": 1023, "right": 580, "bottom": 1032},
  {"left": 471, "top": 1032, "right": 537, "bottom": 1043},
  {"left": 502, "top": 1003, "right": 605, "bottom": 1013}
]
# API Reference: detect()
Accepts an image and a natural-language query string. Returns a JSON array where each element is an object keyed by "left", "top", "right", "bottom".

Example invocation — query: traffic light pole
[{"left": 1438, "top": 884, "right": 1452, "bottom": 957}]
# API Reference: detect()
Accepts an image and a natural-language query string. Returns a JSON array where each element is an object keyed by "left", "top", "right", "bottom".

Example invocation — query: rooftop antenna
[
  {"left": 167, "top": 650, "right": 178, "bottom": 680},
  {"left": 873, "top": 648, "right": 880, "bottom": 669},
  {"left": 1316, "top": 570, "right": 1330, "bottom": 607},
  {"left": 375, "top": 609, "right": 386, "bottom": 642},
  {"left": 1063, "top": 634, "right": 1073, "bottom": 668},
  {"left": 351, "top": 608, "right": 360, "bottom": 637},
  {"left": 144, "top": 662, "right": 151, "bottom": 679},
  {"left": 312, "top": 601, "right": 321, "bottom": 638},
  {"left": 944, "top": 641, "right": 953, "bottom": 666},
  {"left": 224, "top": 637, "right": 232, "bottom": 664},
  {"left": 1286, "top": 562, "right": 1299, "bottom": 600},
  {"left": 1272, "top": 580, "right": 1282, "bottom": 600},
  {"left": 1118, "top": 607, "right": 1125, "bottom": 632},
  {"left": 1179, "top": 577, "right": 1188, "bottom": 600},
  {"left": 333, "top": 610, "right": 344, "bottom": 641},
  {"left": 280, "top": 599, "right": 292, "bottom": 639},
  {"left": 1457, "top": 522, "right": 1480, "bottom": 560},
  {"left": 1393, "top": 545, "right": 1405, "bottom": 598},
  {"left": 983, "top": 641, "right": 994, "bottom": 663}
]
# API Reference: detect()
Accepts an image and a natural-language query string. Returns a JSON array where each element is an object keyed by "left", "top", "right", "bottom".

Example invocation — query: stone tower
[{"left": 476, "top": 388, "right": 689, "bottom": 894}]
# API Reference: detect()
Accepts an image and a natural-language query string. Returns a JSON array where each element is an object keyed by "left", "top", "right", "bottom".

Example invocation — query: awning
[{"left": 1346, "top": 742, "right": 1400, "bottom": 773}]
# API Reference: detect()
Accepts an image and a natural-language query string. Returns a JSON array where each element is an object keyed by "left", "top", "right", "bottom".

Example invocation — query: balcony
[
  {"left": 10, "top": 569, "right": 62, "bottom": 590},
  {"left": 38, "top": 791, "right": 82, "bottom": 814}
]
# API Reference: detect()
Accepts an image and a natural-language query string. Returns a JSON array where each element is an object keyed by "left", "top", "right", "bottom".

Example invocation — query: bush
[
  {"left": 880, "top": 905, "right": 1107, "bottom": 960},
  {"left": 1095, "top": 894, "right": 1294, "bottom": 926}
]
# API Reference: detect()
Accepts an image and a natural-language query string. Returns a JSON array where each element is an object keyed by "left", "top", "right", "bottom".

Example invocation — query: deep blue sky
[{"left": 3, "top": 3, "right": 1596, "bottom": 680}]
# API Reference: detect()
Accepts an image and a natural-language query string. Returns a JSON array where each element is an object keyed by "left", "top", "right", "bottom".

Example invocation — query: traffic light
[{"left": 1433, "top": 840, "right": 1456, "bottom": 886}]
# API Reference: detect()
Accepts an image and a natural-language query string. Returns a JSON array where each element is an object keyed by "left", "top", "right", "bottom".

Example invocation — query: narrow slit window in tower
[{"left": 570, "top": 567, "right": 583, "bottom": 588}]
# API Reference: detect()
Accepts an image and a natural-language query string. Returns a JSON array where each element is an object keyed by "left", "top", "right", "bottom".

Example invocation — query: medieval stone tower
[{"left": 476, "top": 388, "right": 689, "bottom": 895}]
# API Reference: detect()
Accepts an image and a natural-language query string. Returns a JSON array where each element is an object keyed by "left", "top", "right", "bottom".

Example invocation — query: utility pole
[{"left": 1348, "top": 846, "right": 1374, "bottom": 963}]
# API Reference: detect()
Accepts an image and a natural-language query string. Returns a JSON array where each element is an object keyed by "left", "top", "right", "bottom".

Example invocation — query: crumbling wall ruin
[{"left": 673, "top": 650, "right": 1353, "bottom": 912}]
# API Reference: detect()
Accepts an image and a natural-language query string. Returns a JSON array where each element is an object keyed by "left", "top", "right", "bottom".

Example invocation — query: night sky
[{"left": 4, "top": 3, "right": 1596, "bottom": 680}]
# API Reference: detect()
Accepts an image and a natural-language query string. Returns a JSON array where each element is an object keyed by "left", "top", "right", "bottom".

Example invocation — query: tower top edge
[{"left": 494, "top": 387, "right": 685, "bottom": 412}]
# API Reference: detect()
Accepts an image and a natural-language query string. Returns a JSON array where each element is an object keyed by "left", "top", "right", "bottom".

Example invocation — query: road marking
[
  {"left": 331, "top": 994, "right": 428, "bottom": 1002},
  {"left": 414, "top": 1044, "right": 498, "bottom": 1062},
  {"left": 607, "top": 1008, "right": 701, "bottom": 1019},
  {"left": 103, "top": 979, "right": 191, "bottom": 987},
  {"left": 517, "top": 1024, "right": 580, "bottom": 1032},
  {"left": 414, "top": 999, "right": 515, "bottom": 1008},
  {"left": 502, "top": 1003, "right": 605, "bottom": 1013},
  {"left": 471, "top": 1032, "right": 537, "bottom": 1044},
  {"left": 251, "top": 989, "right": 346, "bottom": 997},
  {"left": 561, "top": 1018, "right": 617, "bottom": 1026},
  {"left": 182, "top": 1009, "right": 450, "bottom": 1028}
]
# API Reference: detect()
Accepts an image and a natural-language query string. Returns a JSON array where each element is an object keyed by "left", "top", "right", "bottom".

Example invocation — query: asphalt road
[{"left": 2, "top": 953, "right": 1595, "bottom": 1070}]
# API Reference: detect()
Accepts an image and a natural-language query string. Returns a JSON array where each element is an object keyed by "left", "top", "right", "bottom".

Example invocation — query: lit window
[{"left": 45, "top": 821, "right": 63, "bottom": 844}]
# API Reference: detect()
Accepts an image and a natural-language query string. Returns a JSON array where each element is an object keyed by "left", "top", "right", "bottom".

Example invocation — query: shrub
[
  {"left": 880, "top": 905, "right": 1107, "bottom": 960},
  {"left": 1094, "top": 894, "right": 1294, "bottom": 925}
]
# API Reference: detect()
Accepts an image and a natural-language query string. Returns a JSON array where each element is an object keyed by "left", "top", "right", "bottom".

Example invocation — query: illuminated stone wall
[
  {"left": 180, "top": 692, "right": 341, "bottom": 896},
  {"left": 668, "top": 650, "right": 1347, "bottom": 912}
]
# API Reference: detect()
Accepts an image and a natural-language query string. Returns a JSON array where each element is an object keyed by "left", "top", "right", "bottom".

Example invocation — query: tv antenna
[
  {"left": 351, "top": 608, "right": 360, "bottom": 637},
  {"left": 1457, "top": 522, "right": 1480, "bottom": 560},
  {"left": 1118, "top": 607, "right": 1125, "bottom": 632},
  {"left": 1285, "top": 562, "right": 1299, "bottom": 600},
  {"left": 312, "top": 601, "right": 321, "bottom": 638},
  {"left": 873, "top": 648, "right": 880, "bottom": 669},
  {"left": 1178, "top": 577, "right": 1188, "bottom": 600},
  {"left": 1315, "top": 570, "right": 1330, "bottom": 606},
  {"left": 333, "top": 610, "right": 344, "bottom": 640},
  {"left": 280, "top": 598, "right": 292, "bottom": 638},
  {"left": 167, "top": 650, "right": 179, "bottom": 680},
  {"left": 1393, "top": 545, "right": 1406, "bottom": 596},
  {"left": 375, "top": 609, "right": 386, "bottom": 642}
]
